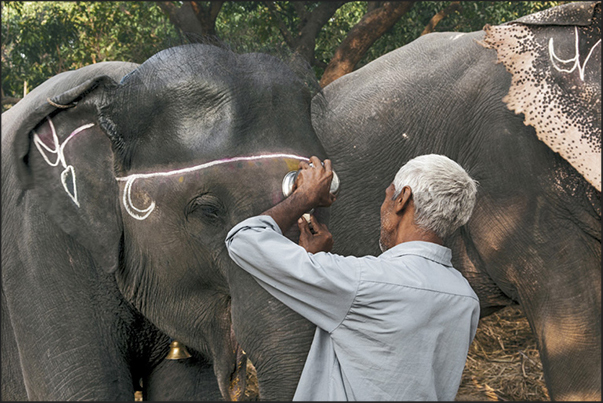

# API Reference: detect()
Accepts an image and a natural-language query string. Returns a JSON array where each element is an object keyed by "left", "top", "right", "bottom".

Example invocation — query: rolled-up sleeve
[{"left": 225, "top": 215, "right": 359, "bottom": 332}]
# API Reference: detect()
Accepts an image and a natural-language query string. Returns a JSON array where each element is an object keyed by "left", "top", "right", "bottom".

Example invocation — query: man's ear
[{"left": 395, "top": 186, "right": 412, "bottom": 214}]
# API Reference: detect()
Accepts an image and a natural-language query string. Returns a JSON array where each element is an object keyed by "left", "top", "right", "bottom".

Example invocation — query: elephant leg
[
  {"left": 227, "top": 266, "right": 316, "bottom": 400},
  {"left": 467, "top": 185, "right": 601, "bottom": 400},
  {"left": 448, "top": 227, "right": 516, "bottom": 317},
  {"left": 2, "top": 216, "right": 135, "bottom": 400},
  {"left": 515, "top": 239, "right": 601, "bottom": 401},
  {"left": 1, "top": 290, "right": 27, "bottom": 401},
  {"left": 3, "top": 284, "right": 135, "bottom": 400}
]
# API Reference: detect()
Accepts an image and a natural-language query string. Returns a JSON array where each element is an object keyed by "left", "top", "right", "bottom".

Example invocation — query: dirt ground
[{"left": 456, "top": 305, "right": 549, "bottom": 401}]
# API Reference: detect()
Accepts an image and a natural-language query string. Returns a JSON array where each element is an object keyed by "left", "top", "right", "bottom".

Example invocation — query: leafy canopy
[
  {"left": 1, "top": 1, "right": 179, "bottom": 102},
  {"left": 2, "top": 1, "right": 564, "bottom": 108}
]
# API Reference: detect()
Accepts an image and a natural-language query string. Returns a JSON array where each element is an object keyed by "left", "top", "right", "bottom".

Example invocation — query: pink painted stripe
[{"left": 115, "top": 153, "right": 308, "bottom": 182}]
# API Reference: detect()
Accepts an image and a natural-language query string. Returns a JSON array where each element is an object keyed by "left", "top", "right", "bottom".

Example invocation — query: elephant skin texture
[
  {"left": 311, "top": 2, "right": 600, "bottom": 401},
  {"left": 2, "top": 45, "right": 327, "bottom": 400}
]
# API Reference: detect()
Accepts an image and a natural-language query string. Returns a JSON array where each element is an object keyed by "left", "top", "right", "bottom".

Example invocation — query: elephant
[
  {"left": 2, "top": 43, "right": 328, "bottom": 400},
  {"left": 310, "top": 1, "right": 600, "bottom": 400}
]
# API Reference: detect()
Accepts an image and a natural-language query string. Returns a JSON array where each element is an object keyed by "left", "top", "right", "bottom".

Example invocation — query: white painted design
[
  {"left": 122, "top": 176, "right": 156, "bottom": 220},
  {"left": 549, "top": 26, "right": 601, "bottom": 81},
  {"left": 116, "top": 153, "right": 309, "bottom": 220},
  {"left": 60, "top": 166, "right": 77, "bottom": 207},
  {"left": 482, "top": 23, "right": 601, "bottom": 191},
  {"left": 33, "top": 118, "right": 95, "bottom": 207}
]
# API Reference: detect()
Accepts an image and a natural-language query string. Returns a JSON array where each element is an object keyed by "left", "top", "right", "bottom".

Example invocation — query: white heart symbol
[{"left": 61, "top": 165, "right": 80, "bottom": 207}]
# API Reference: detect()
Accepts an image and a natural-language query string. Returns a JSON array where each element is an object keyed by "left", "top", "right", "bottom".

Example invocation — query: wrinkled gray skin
[
  {"left": 311, "top": 3, "right": 600, "bottom": 401},
  {"left": 2, "top": 44, "right": 325, "bottom": 400}
]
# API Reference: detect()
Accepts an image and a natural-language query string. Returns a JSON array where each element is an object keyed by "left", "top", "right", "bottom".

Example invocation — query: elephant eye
[{"left": 185, "top": 193, "right": 225, "bottom": 224}]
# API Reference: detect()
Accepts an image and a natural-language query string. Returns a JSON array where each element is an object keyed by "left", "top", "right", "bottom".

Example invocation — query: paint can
[{"left": 281, "top": 165, "right": 340, "bottom": 198}]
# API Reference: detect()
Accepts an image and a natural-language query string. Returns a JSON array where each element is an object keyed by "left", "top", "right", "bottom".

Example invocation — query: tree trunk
[
  {"left": 421, "top": 1, "right": 461, "bottom": 36},
  {"left": 158, "top": 1, "right": 224, "bottom": 42},
  {"left": 2, "top": 97, "right": 22, "bottom": 105},
  {"left": 319, "top": 1, "right": 415, "bottom": 87},
  {"left": 265, "top": 1, "right": 345, "bottom": 66},
  {"left": 291, "top": 2, "right": 346, "bottom": 65}
]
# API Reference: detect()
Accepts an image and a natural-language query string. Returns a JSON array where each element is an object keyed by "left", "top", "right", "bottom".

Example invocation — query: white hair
[{"left": 392, "top": 154, "right": 478, "bottom": 239}]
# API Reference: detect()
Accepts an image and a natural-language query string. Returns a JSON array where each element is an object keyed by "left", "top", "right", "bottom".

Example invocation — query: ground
[{"left": 456, "top": 305, "right": 549, "bottom": 401}]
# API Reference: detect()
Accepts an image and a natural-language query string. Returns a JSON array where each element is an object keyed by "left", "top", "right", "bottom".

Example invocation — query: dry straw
[{"left": 456, "top": 306, "right": 549, "bottom": 401}]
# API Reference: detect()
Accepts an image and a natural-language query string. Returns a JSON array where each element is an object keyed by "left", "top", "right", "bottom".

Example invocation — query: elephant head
[{"left": 6, "top": 44, "right": 325, "bottom": 400}]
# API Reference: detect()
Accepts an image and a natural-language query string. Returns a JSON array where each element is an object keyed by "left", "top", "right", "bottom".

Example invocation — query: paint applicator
[{"left": 281, "top": 163, "right": 340, "bottom": 233}]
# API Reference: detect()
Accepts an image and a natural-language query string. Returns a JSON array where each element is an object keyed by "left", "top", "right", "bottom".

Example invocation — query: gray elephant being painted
[
  {"left": 2, "top": 44, "right": 327, "bottom": 400},
  {"left": 311, "top": 2, "right": 600, "bottom": 400}
]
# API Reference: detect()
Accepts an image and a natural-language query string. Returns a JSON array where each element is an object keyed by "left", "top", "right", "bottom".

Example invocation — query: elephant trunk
[{"left": 213, "top": 323, "right": 249, "bottom": 401}]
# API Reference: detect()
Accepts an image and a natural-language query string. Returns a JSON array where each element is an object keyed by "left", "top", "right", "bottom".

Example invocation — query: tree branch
[
  {"left": 421, "top": 1, "right": 461, "bottom": 36},
  {"left": 292, "top": 1, "right": 347, "bottom": 64},
  {"left": 158, "top": 1, "right": 219, "bottom": 41},
  {"left": 299, "top": 1, "right": 347, "bottom": 41},
  {"left": 291, "top": 1, "right": 308, "bottom": 23},
  {"left": 320, "top": 1, "right": 415, "bottom": 87},
  {"left": 313, "top": 59, "right": 327, "bottom": 69},
  {"left": 367, "top": 1, "right": 383, "bottom": 13},
  {"left": 2, "top": 96, "right": 21, "bottom": 105},
  {"left": 157, "top": 1, "right": 176, "bottom": 15},
  {"left": 264, "top": 1, "right": 295, "bottom": 48},
  {"left": 209, "top": 1, "right": 224, "bottom": 21},
  {"left": 190, "top": 1, "right": 223, "bottom": 36}
]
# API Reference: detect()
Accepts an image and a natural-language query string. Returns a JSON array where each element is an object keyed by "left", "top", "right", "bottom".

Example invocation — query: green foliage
[
  {"left": 1, "top": 1, "right": 179, "bottom": 103},
  {"left": 216, "top": 2, "right": 370, "bottom": 79},
  {"left": 2, "top": 1, "right": 569, "bottom": 109},
  {"left": 359, "top": 1, "right": 564, "bottom": 69},
  {"left": 216, "top": 1, "right": 284, "bottom": 53},
  {"left": 215, "top": 1, "right": 564, "bottom": 79}
]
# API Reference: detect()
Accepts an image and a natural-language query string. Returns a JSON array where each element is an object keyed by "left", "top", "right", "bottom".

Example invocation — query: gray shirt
[{"left": 225, "top": 215, "right": 480, "bottom": 401}]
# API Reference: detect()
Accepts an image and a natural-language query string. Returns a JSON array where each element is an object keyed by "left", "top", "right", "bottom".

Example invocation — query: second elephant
[{"left": 312, "top": 2, "right": 601, "bottom": 401}]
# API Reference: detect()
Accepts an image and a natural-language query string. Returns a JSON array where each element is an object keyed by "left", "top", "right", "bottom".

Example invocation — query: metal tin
[
  {"left": 281, "top": 170, "right": 299, "bottom": 198},
  {"left": 281, "top": 168, "right": 340, "bottom": 198}
]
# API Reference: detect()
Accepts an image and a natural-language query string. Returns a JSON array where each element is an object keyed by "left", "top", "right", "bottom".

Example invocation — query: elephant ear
[
  {"left": 480, "top": 1, "right": 601, "bottom": 191},
  {"left": 9, "top": 75, "right": 124, "bottom": 273}
]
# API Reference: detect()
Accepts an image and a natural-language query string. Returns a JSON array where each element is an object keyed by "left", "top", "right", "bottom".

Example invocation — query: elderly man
[{"left": 225, "top": 154, "right": 480, "bottom": 401}]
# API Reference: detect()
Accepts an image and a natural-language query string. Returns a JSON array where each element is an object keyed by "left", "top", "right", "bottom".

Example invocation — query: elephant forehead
[
  {"left": 116, "top": 153, "right": 306, "bottom": 182},
  {"left": 116, "top": 153, "right": 307, "bottom": 221},
  {"left": 481, "top": 18, "right": 601, "bottom": 191}
]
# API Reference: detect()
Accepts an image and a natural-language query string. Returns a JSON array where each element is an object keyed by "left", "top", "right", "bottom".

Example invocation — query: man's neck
[{"left": 395, "top": 225, "right": 443, "bottom": 246}]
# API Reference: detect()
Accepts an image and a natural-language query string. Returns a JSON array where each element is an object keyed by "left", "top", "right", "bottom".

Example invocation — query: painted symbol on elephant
[
  {"left": 33, "top": 117, "right": 95, "bottom": 207},
  {"left": 549, "top": 26, "right": 602, "bottom": 80},
  {"left": 116, "top": 153, "right": 308, "bottom": 220}
]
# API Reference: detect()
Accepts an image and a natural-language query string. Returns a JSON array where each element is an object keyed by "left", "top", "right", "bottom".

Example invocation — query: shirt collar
[{"left": 379, "top": 241, "right": 453, "bottom": 267}]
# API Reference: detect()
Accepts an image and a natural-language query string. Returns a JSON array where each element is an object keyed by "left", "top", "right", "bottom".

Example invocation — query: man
[{"left": 225, "top": 154, "right": 480, "bottom": 401}]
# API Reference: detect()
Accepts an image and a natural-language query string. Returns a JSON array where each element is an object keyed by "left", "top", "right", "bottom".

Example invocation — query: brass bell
[{"left": 165, "top": 340, "right": 192, "bottom": 360}]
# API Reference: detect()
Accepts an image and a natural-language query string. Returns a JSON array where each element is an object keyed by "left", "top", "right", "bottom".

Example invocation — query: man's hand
[
  {"left": 298, "top": 215, "right": 334, "bottom": 253},
  {"left": 295, "top": 156, "right": 336, "bottom": 208},
  {"left": 260, "top": 156, "right": 337, "bottom": 234}
]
